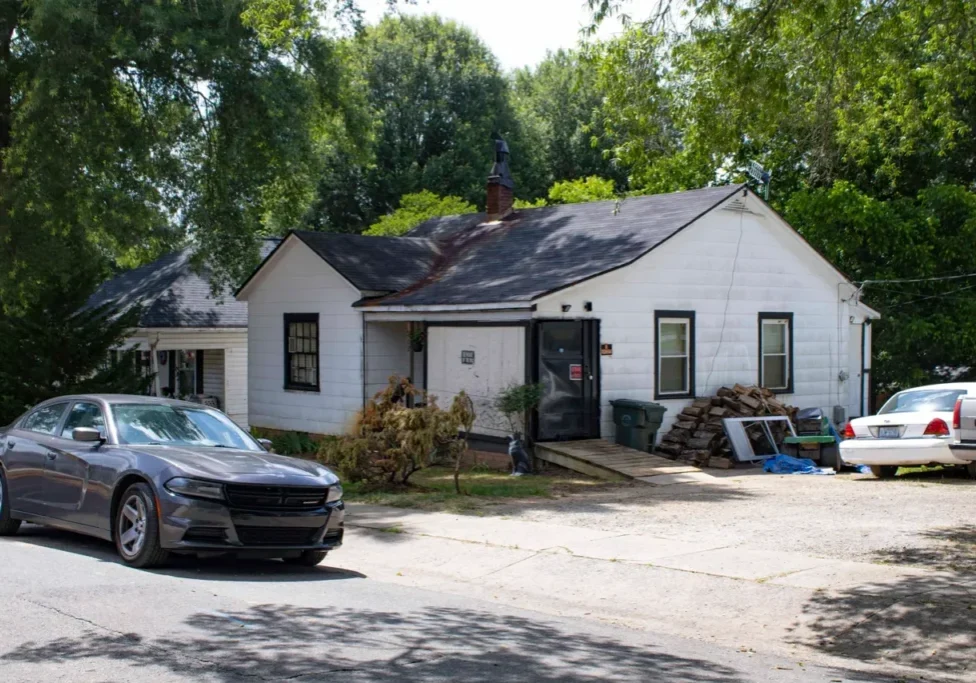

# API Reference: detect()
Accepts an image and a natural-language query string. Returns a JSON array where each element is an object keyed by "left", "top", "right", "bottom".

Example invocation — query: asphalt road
[{"left": 0, "top": 524, "right": 906, "bottom": 683}]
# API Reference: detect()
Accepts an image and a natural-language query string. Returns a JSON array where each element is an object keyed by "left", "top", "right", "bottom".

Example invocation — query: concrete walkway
[{"left": 336, "top": 504, "right": 974, "bottom": 682}]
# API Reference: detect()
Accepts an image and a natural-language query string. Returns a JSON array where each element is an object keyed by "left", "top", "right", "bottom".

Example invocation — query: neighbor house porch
[{"left": 120, "top": 327, "right": 249, "bottom": 427}]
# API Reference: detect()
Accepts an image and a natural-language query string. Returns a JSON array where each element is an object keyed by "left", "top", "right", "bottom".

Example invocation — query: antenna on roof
[{"left": 747, "top": 160, "right": 771, "bottom": 200}]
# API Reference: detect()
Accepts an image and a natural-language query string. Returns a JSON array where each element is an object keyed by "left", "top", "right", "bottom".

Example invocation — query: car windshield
[
  {"left": 877, "top": 389, "right": 967, "bottom": 415},
  {"left": 111, "top": 403, "right": 262, "bottom": 451}
]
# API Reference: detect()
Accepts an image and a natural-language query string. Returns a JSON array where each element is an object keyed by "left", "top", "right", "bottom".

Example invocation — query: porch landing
[{"left": 534, "top": 440, "right": 714, "bottom": 485}]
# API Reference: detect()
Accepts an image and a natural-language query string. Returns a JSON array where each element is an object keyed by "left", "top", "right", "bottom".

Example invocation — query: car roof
[
  {"left": 37, "top": 394, "right": 206, "bottom": 409},
  {"left": 895, "top": 383, "right": 976, "bottom": 392}
]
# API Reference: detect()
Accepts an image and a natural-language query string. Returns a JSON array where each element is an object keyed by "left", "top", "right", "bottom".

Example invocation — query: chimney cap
[{"left": 488, "top": 136, "right": 514, "bottom": 189}]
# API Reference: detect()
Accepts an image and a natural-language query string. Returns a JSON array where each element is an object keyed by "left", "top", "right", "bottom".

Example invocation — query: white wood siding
[
  {"left": 426, "top": 326, "right": 525, "bottom": 438},
  {"left": 245, "top": 238, "right": 363, "bottom": 435},
  {"left": 365, "top": 321, "right": 411, "bottom": 398},
  {"left": 122, "top": 329, "right": 249, "bottom": 427},
  {"left": 202, "top": 349, "right": 224, "bottom": 403},
  {"left": 534, "top": 198, "right": 870, "bottom": 440}
]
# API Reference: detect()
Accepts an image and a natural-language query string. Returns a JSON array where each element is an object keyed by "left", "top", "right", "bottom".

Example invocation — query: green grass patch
[{"left": 342, "top": 465, "right": 603, "bottom": 513}]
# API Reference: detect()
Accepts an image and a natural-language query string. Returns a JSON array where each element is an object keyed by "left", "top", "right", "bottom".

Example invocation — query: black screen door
[{"left": 535, "top": 320, "right": 600, "bottom": 441}]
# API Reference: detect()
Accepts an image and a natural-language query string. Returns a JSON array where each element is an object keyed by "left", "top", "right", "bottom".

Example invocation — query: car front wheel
[
  {"left": 869, "top": 465, "right": 898, "bottom": 479},
  {"left": 965, "top": 463, "right": 976, "bottom": 480},
  {"left": 283, "top": 550, "right": 328, "bottom": 567},
  {"left": 114, "top": 483, "right": 169, "bottom": 568},
  {"left": 0, "top": 468, "right": 22, "bottom": 536}
]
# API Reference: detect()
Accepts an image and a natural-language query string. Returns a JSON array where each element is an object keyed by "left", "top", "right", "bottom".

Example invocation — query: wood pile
[{"left": 655, "top": 384, "right": 797, "bottom": 469}]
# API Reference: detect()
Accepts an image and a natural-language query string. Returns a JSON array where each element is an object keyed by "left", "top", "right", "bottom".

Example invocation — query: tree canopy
[{"left": 364, "top": 191, "right": 476, "bottom": 236}]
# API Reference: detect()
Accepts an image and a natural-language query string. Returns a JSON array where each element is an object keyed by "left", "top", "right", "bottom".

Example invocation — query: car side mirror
[
  {"left": 73, "top": 427, "right": 103, "bottom": 443},
  {"left": 257, "top": 438, "right": 273, "bottom": 452}
]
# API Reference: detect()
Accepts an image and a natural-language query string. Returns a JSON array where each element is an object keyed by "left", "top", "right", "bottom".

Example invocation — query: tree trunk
[{"left": 0, "top": 2, "right": 19, "bottom": 240}]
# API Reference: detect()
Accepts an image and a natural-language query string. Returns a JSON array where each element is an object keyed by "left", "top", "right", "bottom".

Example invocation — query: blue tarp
[{"left": 763, "top": 454, "right": 836, "bottom": 475}]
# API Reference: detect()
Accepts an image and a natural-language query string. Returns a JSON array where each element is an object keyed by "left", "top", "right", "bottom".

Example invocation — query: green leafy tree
[
  {"left": 787, "top": 182, "right": 976, "bottom": 389},
  {"left": 310, "top": 15, "right": 542, "bottom": 232},
  {"left": 364, "top": 191, "right": 476, "bottom": 236},
  {"left": 0, "top": 0, "right": 368, "bottom": 308},
  {"left": 0, "top": 274, "right": 152, "bottom": 423},
  {"left": 547, "top": 176, "right": 616, "bottom": 205},
  {"left": 512, "top": 49, "right": 624, "bottom": 193}
]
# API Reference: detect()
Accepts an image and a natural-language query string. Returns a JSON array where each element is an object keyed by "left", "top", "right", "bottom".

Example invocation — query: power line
[{"left": 857, "top": 273, "right": 976, "bottom": 286}]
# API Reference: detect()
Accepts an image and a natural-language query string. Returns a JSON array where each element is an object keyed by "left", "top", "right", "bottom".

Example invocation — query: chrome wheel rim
[{"left": 118, "top": 495, "right": 147, "bottom": 558}]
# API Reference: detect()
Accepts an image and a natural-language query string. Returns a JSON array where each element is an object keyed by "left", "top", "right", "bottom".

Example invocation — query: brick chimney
[{"left": 486, "top": 137, "right": 514, "bottom": 220}]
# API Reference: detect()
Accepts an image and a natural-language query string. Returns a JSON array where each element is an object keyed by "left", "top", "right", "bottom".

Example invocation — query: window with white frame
[
  {"left": 655, "top": 311, "right": 695, "bottom": 398},
  {"left": 759, "top": 313, "right": 793, "bottom": 392}
]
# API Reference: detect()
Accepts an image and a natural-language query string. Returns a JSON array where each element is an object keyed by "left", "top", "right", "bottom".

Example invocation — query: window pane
[
  {"left": 62, "top": 403, "right": 106, "bottom": 439},
  {"left": 23, "top": 404, "right": 67, "bottom": 434},
  {"left": 660, "top": 322, "right": 687, "bottom": 355},
  {"left": 763, "top": 355, "right": 787, "bottom": 389},
  {"left": 659, "top": 357, "right": 688, "bottom": 394},
  {"left": 762, "top": 321, "right": 786, "bottom": 354}
]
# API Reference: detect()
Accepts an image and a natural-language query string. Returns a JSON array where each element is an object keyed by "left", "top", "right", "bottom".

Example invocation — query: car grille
[
  {"left": 235, "top": 526, "right": 321, "bottom": 546},
  {"left": 182, "top": 527, "right": 228, "bottom": 544},
  {"left": 224, "top": 484, "right": 328, "bottom": 511}
]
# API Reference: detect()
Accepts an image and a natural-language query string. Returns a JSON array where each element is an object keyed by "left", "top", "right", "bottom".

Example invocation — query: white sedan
[{"left": 840, "top": 382, "right": 976, "bottom": 478}]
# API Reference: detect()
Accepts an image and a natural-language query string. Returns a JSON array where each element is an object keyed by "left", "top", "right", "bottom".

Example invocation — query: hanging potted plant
[{"left": 408, "top": 327, "right": 426, "bottom": 353}]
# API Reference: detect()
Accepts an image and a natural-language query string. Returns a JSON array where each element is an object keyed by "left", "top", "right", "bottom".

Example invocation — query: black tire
[
  {"left": 114, "top": 483, "right": 169, "bottom": 569},
  {"left": 965, "top": 463, "right": 976, "bottom": 480},
  {"left": 0, "top": 468, "right": 21, "bottom": 536},
  {"left": 283, "top": 550, "right": 328, "bottom": 567},
  {"left": 869, "top": 465, "right": 898, "bottom": 479}
]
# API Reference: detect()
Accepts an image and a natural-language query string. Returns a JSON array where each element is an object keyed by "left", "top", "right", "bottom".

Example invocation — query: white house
[
  {"left": 237, "top": 147, "right": 879, "bottom": 445},
  {"left": 88, "top": 240, "right": 278, "bottom": 427}
]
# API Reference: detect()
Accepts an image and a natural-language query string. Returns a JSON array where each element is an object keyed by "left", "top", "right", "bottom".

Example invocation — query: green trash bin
[{"left": 611, "top": 399, "right": 666, "bottom": 452}]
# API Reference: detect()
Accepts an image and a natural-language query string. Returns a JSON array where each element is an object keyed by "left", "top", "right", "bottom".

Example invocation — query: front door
[{"left": 535, "top": 320, "right": 600, "bottom": 441}]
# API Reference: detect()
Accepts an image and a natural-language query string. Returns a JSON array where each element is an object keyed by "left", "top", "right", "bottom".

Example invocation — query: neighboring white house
[
  {"left": 88, "top": 240, "right": 278, "bottom": 427},
  {"left": 237, "top": 147, "right": 879, "bottom": 445}
]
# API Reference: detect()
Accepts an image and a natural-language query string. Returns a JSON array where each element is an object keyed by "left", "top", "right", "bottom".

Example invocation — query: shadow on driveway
[
  {"left": 792, "top": 525, "right": 976, "bottom": 677},
  {"left": 8, "top": 524, "right": 364, "bottom": 582},
  {"left": 0, "top": 601, "right": 867, "bottom": 683}
]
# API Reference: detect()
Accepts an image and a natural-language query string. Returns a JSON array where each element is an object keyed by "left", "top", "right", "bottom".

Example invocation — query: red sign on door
[{"left": 569, "top": 364, "right": 583, "bottom": 381}]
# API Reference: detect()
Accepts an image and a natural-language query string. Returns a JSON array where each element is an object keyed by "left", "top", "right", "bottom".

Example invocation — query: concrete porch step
[{"left": 534, "top": 439, "right": 714, "bottom": 485}]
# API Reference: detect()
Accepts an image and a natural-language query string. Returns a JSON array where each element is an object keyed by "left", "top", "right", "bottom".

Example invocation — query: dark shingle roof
[
  {"left": 88, "top": 239, "right": 280, "bottom": 328},
  {"left": 291, "top": 231, "right": 440, "bottom": 292},
  {"left": 370, "top": 184, "right": 744, "bottom": 306}
]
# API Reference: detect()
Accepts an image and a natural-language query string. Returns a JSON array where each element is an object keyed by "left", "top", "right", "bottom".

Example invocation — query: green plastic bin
[{"left": 611, "top": 399, "right": 666, "bottom": 452}]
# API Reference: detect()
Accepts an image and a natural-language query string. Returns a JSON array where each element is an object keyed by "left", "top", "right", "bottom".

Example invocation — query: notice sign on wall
[
  {"left": 461, "top": 350, "right": 475, "bottom": 365},
  {"left": 600, "top": 343, "right": 613, "bottom": 356},
  {"left": 569, "top": 363, "right": 583, "bottom": 381}
]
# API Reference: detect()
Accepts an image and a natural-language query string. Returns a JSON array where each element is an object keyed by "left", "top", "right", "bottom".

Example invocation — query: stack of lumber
[{"left": 655, "top": 384, "right": 797, "bottom": 469}]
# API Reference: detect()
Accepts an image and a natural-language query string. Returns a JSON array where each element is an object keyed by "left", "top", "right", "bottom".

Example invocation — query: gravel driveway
[{"left": 490, "top": 468, "right": 976, "bottom": 571}]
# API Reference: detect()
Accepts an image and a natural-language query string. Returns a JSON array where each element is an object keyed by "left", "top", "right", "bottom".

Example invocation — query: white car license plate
[{"left": 878, "top": 426, "right": 900, "bottom": 439}]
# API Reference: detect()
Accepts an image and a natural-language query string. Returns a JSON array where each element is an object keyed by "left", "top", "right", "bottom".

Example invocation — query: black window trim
[
  {"left": 654, "top": 310, "right": 696, "bottom": 400},
  {"left": 284, "top": 312, "right": 321, "bottom": 392},
  {"left": 758, "top": 312, "right": 794, "bottom": 394}
]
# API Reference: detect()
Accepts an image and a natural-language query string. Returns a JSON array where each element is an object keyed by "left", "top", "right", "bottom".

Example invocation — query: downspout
[
  {"left": 861, "top": 320, "right": 872, "bottom": 416},
  {"left": 361, "top": 312, "right": 368, "bottom": 409}
]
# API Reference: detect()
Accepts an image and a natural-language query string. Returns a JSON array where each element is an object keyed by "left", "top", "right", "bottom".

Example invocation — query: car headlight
[
  {"left": 326, "top": 484, "right": 343, "bottom": 503},
  {"left": 165, "top": 477, "right": 225, "bottom": 501}
]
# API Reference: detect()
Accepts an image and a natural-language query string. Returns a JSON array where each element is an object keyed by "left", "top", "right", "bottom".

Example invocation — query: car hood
[{"left": 136, "top": 445, "right": 339, "bottom": 485}]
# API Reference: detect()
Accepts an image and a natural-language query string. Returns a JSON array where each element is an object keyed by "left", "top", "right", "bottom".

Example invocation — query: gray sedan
[{"left": 0, "top": 395, "right": 344, "bottom": 568}]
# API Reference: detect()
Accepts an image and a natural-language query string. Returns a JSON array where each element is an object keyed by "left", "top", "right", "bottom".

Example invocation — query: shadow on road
[
  {"left": 7, "top": 525, "right": 364, "bottom": 582},
  {"left": 791, "top": 525, "right": 976, "bottom": 677},
  {"left": 0, "top": 601, "right": 871, "bottom": 683}
]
